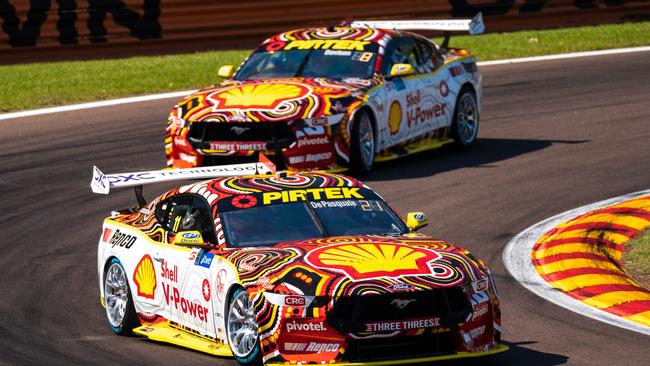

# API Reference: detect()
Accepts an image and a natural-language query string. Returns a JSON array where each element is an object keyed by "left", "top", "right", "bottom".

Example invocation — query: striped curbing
[{"left": 504, "top": 189, "right": 650, "bottom": 335}]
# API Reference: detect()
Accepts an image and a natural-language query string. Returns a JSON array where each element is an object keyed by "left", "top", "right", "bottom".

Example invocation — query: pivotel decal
[
  {"left": 162, "top": 283, "right": 209, "bottom": 322},
  {"left": 108, "top": 230, "right": 136, "bottom": 249},
  {"left": 285, "top": 321, "right": 327, "bottom": 333},
  {"left": 263, "top": 187, "right": 363, "bottom": 204}
]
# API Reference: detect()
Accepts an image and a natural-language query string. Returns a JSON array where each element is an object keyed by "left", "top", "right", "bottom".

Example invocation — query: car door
[
  {"left": 153, "top": 193, "right": 219, "bottom": 336},
  {"left": 401, "top": 37, "right": 452, "bottom": 141},
  {"left": 374, "top": 36, "right": 421, "bottom": 149}
]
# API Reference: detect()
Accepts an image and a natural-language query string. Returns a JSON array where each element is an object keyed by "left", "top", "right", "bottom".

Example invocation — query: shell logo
[
  {"left": 306, "top": 243, "right": 441, "bottom": 281},
  {"left": 133, "top": 255, "right": 157, "bottom": 299},
  {"left": 211, "top": 83, "right": 310, "bottom": 110},
  {"left": 388, "top": 101, "right": 402, "bottom": 135}
]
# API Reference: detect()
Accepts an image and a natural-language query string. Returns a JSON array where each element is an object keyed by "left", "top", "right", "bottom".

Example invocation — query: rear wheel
[
  {"left": 349, "top": 110, "right": 375, "bottom": 174},
  {"left": 451, "top": 87, "right": 479, "bottom": 148},
  {"left": 103, "top": 258, "right": 139, "bottom": 335},
  {"left": 227, "top": 288, "right": 262, "bottom": 366}
]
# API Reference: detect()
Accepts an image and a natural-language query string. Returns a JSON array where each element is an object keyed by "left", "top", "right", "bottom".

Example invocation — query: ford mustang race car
[
  {"left": 166, "top": 14, "right": 484, "bottom": 173},
  {"left": 91, "top": 157, "right": 506, "bottom": 365}
]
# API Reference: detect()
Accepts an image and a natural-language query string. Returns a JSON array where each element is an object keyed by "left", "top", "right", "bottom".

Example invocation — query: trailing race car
[
  {"left": 166, "top": 14, "right": 484, "bottom": 173},
  {"left": 91, "top": 156, "right": 506, "bottom": 365}
]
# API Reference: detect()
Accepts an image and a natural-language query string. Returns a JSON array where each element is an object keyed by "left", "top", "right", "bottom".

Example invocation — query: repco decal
[{"left": 108, "top": 230, "right": 136, "bottom": 249}]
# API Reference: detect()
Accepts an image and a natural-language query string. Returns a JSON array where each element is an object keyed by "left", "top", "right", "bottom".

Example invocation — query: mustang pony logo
[
  {"left": 391, "top": 298, "right": 416, "bottom": 309},
  {"left": 209, "top": 83, "right": 311, "bottom": 111},
  {"left": 306, "top": 242, "right": 441, "bottom": 281}
]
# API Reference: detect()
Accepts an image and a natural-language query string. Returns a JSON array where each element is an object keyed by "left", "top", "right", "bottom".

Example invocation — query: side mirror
[
  {"left": 389, "top": 63, "right": 414, "bottom": 78},
  {"left": 217, "top": 65, "right": 235, "bottom": 78},
  {"left": 172, "top": 231, "right": 205, "bottom": 246},
  {"left": 406, "top": 212, "right": 428, "bottom": 231}
]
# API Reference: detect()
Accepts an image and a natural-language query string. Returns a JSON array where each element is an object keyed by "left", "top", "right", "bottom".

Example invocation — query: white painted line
[
  {"left": 0, "top": 90, "right": 195, "bottom": 121},
  {"left": 503, "top": 189, "right": 650, "bottom": 336},
  {"left": 1, "top": 45, "right": 649, "bottom": 121},
  {"left": 479, "top": 46, "right": 650, "bottom": 66}
]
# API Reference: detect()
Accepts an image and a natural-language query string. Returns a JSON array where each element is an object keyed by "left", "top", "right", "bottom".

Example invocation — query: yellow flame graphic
[
  {"left": 317, "top": 244, "right": 427, "bottom": 274},
  {"left": 217, "top": 83, "right": 306, "bottom": 108},
  {"left": 134, "top": 255, "right": 156, "bottom": 299}
]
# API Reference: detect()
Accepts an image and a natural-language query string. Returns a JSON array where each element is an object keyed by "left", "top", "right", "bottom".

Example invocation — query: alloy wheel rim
[
  {"left": 227, "top": 291, "right": 258, "bottom": 357},
  {"left": 358, "top": 115, "right": 374, "bottom": 169},
  {"left": 104, "top": 262, "right": 129, "bottom": 328},
  {"left": 457, "top": 93, "right": 478, "bottom": 144}
]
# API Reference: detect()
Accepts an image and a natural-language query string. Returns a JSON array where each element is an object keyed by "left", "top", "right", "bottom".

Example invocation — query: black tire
[
  {"left": 103, "top": 258, "right": 139, "bottom": 335},
  {"left": 451, "top": 87, "right": 479, "bottom": 149},
  {"left": 349, "top": 109, "right": 376, "bottom": 175},
  {"left": 226, "top": 288, "right": 263, "bottom": 366}
]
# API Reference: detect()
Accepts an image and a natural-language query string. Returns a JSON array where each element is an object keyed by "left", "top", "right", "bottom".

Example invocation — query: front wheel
[
  {"left": 451, "top": 87, "right": 479, "bottom": 149},
  {"left": 349, "top": 110, "right": 375, "bottom": 175},
  {"left": 103, "top": 258, "right": 139, "bottom": 335},
  {"left": 227, "top": 288, "right": 262, "bottom": 366}
]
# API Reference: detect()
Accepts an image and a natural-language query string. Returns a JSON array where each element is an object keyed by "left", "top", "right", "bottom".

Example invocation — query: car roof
[{"left": 260, "top": 26, "right": 399, "bottom": 46}]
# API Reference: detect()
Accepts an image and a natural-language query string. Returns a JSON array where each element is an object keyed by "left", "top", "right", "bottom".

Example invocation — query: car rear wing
[
  {"left": 350, "top": 12, "right": 484, "bottom": 35},
  {"left": 91, "top": 154, "right": 276, "bottom": 195}
]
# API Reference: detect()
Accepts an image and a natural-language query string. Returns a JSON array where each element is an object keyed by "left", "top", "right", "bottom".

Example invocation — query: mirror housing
[
  {"left": 389, "top": 63, "right": 414, "bottom": 78},
  {"left": 217, "top": 65, "right": 235, "bottom": 78},
  {"left": 406, "top": 212, "right": 428, "bottom": 231},
  {"left": 172, "top": 231, "right": 205, "bottom": 246}
]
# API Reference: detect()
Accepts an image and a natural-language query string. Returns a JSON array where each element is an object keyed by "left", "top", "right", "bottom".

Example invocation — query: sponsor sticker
[
  {"left": 365, "top": 317, "right": 440, "bottom": 332},
  {"left": 108, "top": 230, "right": 136, "bottom": 249},
  {"left": 285, "top": 320, "right": 327, "bottom": 333},
  {"left": 202, "top": 279, "right": 211, "bottom": 302},
  {"left": 196, "top": 251, "right": 215, "bottom": 269},
  {"left": 263, "top": 187, "right": 363, "bottom": 204},
  {"left": 387, "top": 283, "right": 414, "bottom": 291},
  {"left": 209, "top": 142, "right": 268, "bottom": 151},
  {"left": 284, "top": 40, "right": 369, "bottom": 51},
  {"left": 284, "top": 296, "right": 306, "bottom": 306}
]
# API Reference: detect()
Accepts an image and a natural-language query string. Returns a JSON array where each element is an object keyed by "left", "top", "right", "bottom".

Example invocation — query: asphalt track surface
[{"left": 1, "top": 51, "right": 649, "bottom": 366}]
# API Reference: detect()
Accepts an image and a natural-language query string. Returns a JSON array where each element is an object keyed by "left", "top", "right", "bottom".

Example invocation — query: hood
[
  {"left": 219, "top": 235, "right": 487, "bottom": 297},
  {"left": 172, "top": 78, "right": 374, "bottom": 123}
]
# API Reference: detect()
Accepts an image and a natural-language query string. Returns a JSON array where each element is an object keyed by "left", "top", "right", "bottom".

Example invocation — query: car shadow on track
[
  {"left": 363, "top": 138, "right": 589, "bottom": 182},
  {"left": 426, "top": 341, "right": 569, "bottom": 366}
]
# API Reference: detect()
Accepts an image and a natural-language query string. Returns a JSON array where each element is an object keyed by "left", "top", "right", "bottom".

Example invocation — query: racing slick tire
[
  {"left": 103, "top": 258, "right": 139, "bottom": 335},
  {"left": 226, "top": 288, "right": 263, "bottom": 366},
  {"left": 451, "top": 86, "right": 479, "bottom": 149},
  {"left": 349, "top": 109, "right": 376, "bottom": 175}
]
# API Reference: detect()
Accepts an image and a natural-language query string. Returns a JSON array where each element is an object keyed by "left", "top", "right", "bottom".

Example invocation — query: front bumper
[{"left": 166, "top": 120, "right": 348, "bottom": 171}]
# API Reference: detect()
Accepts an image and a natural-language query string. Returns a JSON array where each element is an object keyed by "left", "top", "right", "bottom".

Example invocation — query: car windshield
[
  {"left": 235, "top": 48, "right": 378, "bottom": 80},
  {"left": 220, "top": 199, "right": 408, "bottom": 247}
]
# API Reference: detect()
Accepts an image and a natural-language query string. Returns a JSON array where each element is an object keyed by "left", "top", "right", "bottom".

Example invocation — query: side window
[
  {"left": 155, "top": 193, "right": 217, "bottom": 243},
  {"left": 415, "top": 38, "right": 443, "bottom": 72},
  {"left": 381, "top": 37, "right": 420, "bottom": 76}
]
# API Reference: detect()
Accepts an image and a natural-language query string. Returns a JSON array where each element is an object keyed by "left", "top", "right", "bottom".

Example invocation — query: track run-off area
[{"left": 0, "top": 50, "right": 649, "bottom": 365}]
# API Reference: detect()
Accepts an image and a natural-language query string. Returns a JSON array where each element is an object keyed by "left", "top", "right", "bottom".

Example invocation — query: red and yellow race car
[
  {"left": 166, "top": 14, "right": 484, "bottom": 173},
  {"left": 92, "top": 156, "right": 506, "bottom": 365}
]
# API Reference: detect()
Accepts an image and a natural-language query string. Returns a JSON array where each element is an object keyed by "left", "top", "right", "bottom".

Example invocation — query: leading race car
[
  {"left": 91, "top": 157, "right": 506, "bottom": 365},
  {"left": 165, "top": 14, "right": 484, "bottom": 173}
]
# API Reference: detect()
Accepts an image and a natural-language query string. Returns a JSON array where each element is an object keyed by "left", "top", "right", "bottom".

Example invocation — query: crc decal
[
  {"left": 209, "top": 83, "right": 311, "bottom": 111},
  {"left": 262, "top": 187, "right": 364, "bottom": 204},
  {"left": 388, "top": 101, "right": 402, "bottom": 135},
  {"left": 284, "top": 295, "right": 306, "bottom": 306},
  {"left": 108, "top": 230, "right": 136, "bottom": 249},
  {"left": 133, "top": 255, "right": 157, "bottom": 299},
  {"left": 305, "top": 243, "right": 442, "bottom": 281}
]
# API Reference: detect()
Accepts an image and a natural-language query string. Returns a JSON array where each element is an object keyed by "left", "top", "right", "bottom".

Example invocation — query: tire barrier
[
  {"left": 1, "top": 0, "right": 650, "bottom": 64},
  {"left": 532, "top": 195, "right": 650, "bottom": 327}
]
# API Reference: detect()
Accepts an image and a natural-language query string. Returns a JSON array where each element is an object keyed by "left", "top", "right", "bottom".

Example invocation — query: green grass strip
[
  {"left": 624, "top": 228, "right": 650, "bottom": 290},
  {"left": 1, "top": 21, "right": 649, "bottom": 113}
]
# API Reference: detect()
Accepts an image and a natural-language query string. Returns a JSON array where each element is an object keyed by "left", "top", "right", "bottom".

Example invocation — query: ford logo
[{"left": 388, "top": 283, "right": 414, "bottom": 291}]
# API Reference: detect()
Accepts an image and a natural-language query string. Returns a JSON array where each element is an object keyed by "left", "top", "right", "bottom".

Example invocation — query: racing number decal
[{"left": 177, "top": 95, "right": 204, "bottom": 119}]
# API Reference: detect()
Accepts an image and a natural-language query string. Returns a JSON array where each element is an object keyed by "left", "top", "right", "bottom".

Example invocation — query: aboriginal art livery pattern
[
  {"left": 100, "top": 172, "right": 502, "bottom": 363},
  {"left": 165, "top": 25, "right": 481, "bottom": 172}
]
